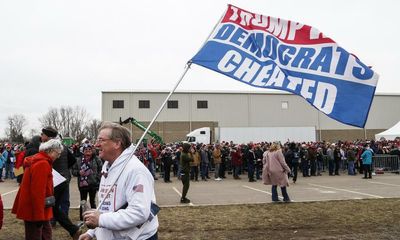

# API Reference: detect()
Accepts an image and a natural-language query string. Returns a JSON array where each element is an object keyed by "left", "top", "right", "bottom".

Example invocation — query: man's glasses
[{"left": 96, "top": 138, "right": 112, "bottom": 144}]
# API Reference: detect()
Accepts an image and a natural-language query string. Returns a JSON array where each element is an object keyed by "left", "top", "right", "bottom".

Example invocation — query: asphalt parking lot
[{"left": 1, "top": 172, "right": 400, "bottom": 209}]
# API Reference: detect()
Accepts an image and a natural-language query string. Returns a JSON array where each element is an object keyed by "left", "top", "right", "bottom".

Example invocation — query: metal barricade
[{"left": 373, "top": 154, "right": 400, "bottom": 173}]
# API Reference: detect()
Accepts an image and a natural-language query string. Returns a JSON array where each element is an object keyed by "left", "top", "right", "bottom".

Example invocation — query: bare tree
[
  {"left": 28, "top": 129, "right": 39, "bottom": 139},
  {"left": 39, "top": 108, "right": 61, "bottom": 131},
  {"left": 70, "top": 106, "right": 89, "bottom": 142},
  {"left": 5, "top": 114, "right": 27, "bottom": 143},
  {"left": 85, "top": 119, "right": 102, "bottom": 140},
  {"left": 39, "top": 106, "right": 95, "bottom": 142},
  {"left": 59, "top": 106, "right": 73, "bottom": 137}
]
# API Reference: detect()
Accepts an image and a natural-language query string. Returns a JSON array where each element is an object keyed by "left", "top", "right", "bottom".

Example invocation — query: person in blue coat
[
  {"left": 0, "top": 153, "right": 5, "bottom": 182},
  {"left": 2, "top": 144, "right": 16, "bottom": 179},
  {"left": 361, "top": 145, "right": 373, "bottom": 179}
]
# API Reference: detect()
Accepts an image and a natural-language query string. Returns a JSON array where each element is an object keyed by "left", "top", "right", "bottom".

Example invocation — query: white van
[{"left": 186, "top": 127, "right": 211, "bottom": 144}]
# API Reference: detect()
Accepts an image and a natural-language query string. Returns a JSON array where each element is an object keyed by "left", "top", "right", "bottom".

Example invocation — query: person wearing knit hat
[
  {"left": 41, "top": 126, "right": 58, "bottom": 142},
  {"left": 71, "top": 143, "right": 102, "bottom": 222}
]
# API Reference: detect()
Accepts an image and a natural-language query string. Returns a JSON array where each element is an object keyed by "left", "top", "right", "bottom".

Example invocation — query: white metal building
[{"left": 101, "top": 90, "right": 400, "bottom": 143}]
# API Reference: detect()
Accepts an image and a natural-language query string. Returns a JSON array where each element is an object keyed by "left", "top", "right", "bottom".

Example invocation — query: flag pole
[
  {"left": 134, "top": 6, "right": 226, "bottom": 149},
  {"left": 95, "top": 5, "right": 228, "bottom": 213},
  {"left": 133, "top": 62, "right": 192, "bottom": 150}
]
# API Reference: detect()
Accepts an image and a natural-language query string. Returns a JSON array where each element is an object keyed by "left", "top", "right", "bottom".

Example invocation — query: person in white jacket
[{"left": 79, "top": 122, "right": 159, "bottom": 240}]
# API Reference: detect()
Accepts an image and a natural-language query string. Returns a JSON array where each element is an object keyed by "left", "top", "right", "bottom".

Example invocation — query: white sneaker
[{"left": 215, "top": 177, "right": 222, "bottom": 181}]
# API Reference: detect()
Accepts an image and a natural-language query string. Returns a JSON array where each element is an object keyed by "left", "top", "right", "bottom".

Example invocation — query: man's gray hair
[
  {"left": 99, "top": 122, "right": 132, "bottom": 150},
  {"left": 39, "top": 139, "right": 63, "bottom": 153}
]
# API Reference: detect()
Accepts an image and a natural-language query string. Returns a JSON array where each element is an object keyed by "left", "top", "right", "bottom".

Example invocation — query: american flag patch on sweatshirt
[{"left": 133, "top": 184, "right": 144, "bottom": 193}]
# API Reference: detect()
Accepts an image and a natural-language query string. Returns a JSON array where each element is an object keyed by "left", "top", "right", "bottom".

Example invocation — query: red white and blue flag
[
  {"left": 133, "top": 184, "right": 144, "bottom": 193},
  {"left": 191, "top": 5, "right": 379, "bottom": 128}
]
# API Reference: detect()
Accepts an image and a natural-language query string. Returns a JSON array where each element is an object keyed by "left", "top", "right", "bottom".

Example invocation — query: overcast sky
[{"left": 0, "top": 0, "right": 399, "bottom": 138}]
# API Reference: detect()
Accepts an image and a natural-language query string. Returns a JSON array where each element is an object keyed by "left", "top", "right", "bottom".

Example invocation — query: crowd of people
[
  {"left": 2, "top": 137, "right": 400, "bottom": 188},
  {"left": 133, "top": 138, "right": 400, "bottom": 203},
  {"left": 1, "top": 126, "right": 400, "bottom": 239},
  {"left": 133, "top": 138, "right": 400, "bottom": 184},
  {"left": 2, "top": 137, "right": 400, "bottom": 190}
]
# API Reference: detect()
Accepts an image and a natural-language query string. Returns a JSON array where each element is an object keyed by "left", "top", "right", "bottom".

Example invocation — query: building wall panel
[{"left": 102, "top": 91, "right": 400, "bottom": 142}]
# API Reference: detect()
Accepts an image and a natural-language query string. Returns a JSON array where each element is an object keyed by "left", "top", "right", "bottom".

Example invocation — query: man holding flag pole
[{"left": 79, "top": 123, "right": 159, "bottom": 240}]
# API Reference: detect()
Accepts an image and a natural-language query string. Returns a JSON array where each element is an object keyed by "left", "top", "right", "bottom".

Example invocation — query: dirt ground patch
[{"left": 1, "top": 198, "right": 400, "bottom": 239}]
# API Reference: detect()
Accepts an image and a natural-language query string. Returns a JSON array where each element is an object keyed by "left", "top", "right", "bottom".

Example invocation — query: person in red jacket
[
  {"left": 14, "top": 144, "right": 26, "bottom": 184},
  {"left": 12, "top": 139, "right": 63, "bottom": 240},
  {"left": 231, "top": 145, "right": 242, "bottom": 180}
]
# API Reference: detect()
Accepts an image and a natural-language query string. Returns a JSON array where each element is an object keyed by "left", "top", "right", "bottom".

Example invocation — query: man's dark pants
[{"left": 53, "top": 181, "right": 79, "bottom": 237}]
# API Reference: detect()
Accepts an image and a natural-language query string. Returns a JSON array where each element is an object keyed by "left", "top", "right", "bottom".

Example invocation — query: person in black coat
[
  {"left": 25, "top": 135, "right": 41, "bottom": 157},
  {"left": 246, "top": 144, "right": 256, "bottom": 182},
  {"left": 333, "top": 146, "right": 341, "bottom": 175},
  {"left": 254, "top": 145, "right": 264, "bottom": 180},
  {"left": 300, "top": 144, "right": 310, "bottom": 177},
  {"left": 287, "top": 142, "right": 300, "bottom": 183},
  {"left": 161, "top": 147, "right": 173, "bottom": 183},
  {"left": 72, "top": 144, "right": 102, "bottom": 220},
  {"left": 283, "top": 144, "right": 293, "bottom": 179}
]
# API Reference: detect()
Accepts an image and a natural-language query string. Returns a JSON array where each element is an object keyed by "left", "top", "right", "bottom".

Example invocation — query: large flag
[{"left": 191, "top": 5, "right": 379, "bottom": 128}]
